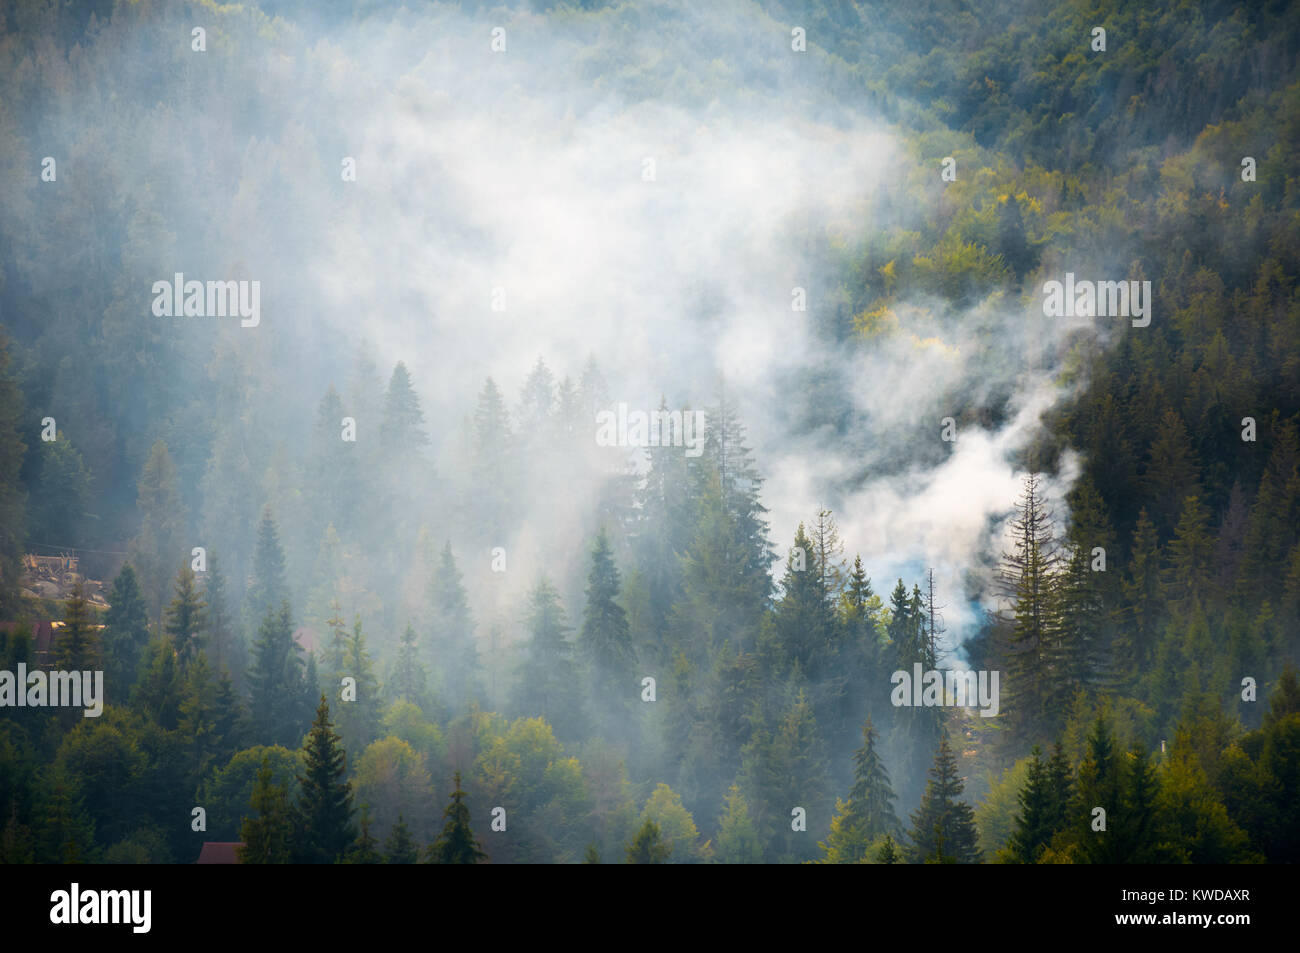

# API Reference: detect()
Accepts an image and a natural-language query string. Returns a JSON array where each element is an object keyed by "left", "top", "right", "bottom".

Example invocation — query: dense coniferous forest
[{"left": 1, "top": 0, "right": 1298, "bottom": 866}]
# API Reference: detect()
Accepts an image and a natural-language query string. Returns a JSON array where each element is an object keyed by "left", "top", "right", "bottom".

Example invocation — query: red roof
[
  {"left": 0, "top": 621, "right": 55, "bottom": 662},
  {"left": 196, "top": 842, "right": 245, "bottom": 864}
]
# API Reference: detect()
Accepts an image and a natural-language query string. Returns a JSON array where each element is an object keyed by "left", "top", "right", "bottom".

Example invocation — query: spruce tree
[
  {"left": 390, "top": 623, "right": 428, "bottom": 707},
  {"left": 203, "top": 554, "right": 243, "bottom": 688},
  {"left": 55, "top": 581, "right": 98, "bottom": 671},
  {"left": 427, "top": 771, "right": 485, "bottom": 864},
  {"left": 246, "top": 508, "right": 288, "bottom": 630},
  {"left": 580, "top": 527, "right": 635, "bottom": 719},
  {"left": 248, "top": 602, "right": 305, "bottom": 748},
  {"left": 344, "top": 806, "right": 383, "bottom": 864},
  {"left": 1008, "top": 747, "right": 1054, "bottom": 862},
  {"left": 428, "top": 543, "right": 480, "bottom": 712},
  {"left": 846, "top": 718, "right": 902, "bottom": 839},
  {"left": 907, "top": 735, "right": 980, "bottom": 863},
  {"left": 513, "top": 576, "right": 582, "bottom": 737},
  {"left": 238, "top": 756, "right": 293, "bottom": 864},
  {"left": 294, "top": 697, "right": 356, "bottom": 864},
  {"left": 336, "top": 615, "right": 381, "bottom": 756},
  {"left": 716, "top": 784, "right": 763, "bottom": 863},
  {"left": 820, "top": 718, "right": 902, "bottom": 863},
  {"left": 625, "top": 818, "right": 671, "bottom": 864},
  {"left": 995, "top": 473, "right": 1063, "bottom": 743},
  {"left": 384, "top": 815, "right": 419, "bottom": 864},
  {"left": 1118, "top": 508, "right": 1163, "bottom": 682},
  {"left": 875, "top": 834, "right": 902, "bottom": 864},
  {"left": 101, "top": 565, "right": 150, "bottom": 700},
  {"left": 381, "top": 361, "right": 429, "bottom": 449},
  {"left": 129, "top": 439, "right": 188, "bottom": 625},
  {"left": 1073, "top": 714, "right": 1125, "bottom": 863},
  {"left": 163, "top": 564, "right": 206, "bottom": 669}
]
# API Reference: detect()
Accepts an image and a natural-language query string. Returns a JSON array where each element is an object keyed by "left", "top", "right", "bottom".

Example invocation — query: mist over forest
[{"left": 1, "top": 0, "right": 1299, "bottom": 866}]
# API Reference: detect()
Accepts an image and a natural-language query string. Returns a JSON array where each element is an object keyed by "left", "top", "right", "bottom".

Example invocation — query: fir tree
[
  {"left": 55, "top": 581, "right": 98, "bottom": 671},
  {"left": 163, "top": 564, "right": 206, "bottom": 669},
  {"left": 1118, "top": 508, "right": 1163, "bottom": 682},
  {"left": 203, "top": 554, "right": 243, "bottom": 688},
  {"left": 580, "top": 526, "right": 635, "bottom": 720},
  {"left": 238, "top": 756, "right": 294, "bottom": 864},
  {"left": 101, "top": 565, "right": 150, "bottom": 700},
  {"left": 716, "top": 784, "right": 763, "bottom": 863},
  {"left": 907, "top": 735, "right": 980, "bottom": 863},
  {"left": 381, "top": 361, "right": 429, "bottom": 449},
  {"left": 428, "top": 543, "right": 480, "bottom": 712},
  {"left": 875, "top": 834, "right": 902, "bottom": 864},
  {"left": 248, "top": 602, "right": 306, "bottom": 748},
  {"left": 384, "top": 814, "right": 419, "bottom": 864},
  {"left": 846, "top": 717, "right": 902, "bottom": 839},
  {"left": 246, "top": 508, "right": 288, "bottom": 630},
  {"left": 129, "top": 439, "right": 188, "bottom": 625},
  {"left": 294, "top": 697, "right": 356, "bottom": 864},
  {"left": 336, "top": 615, "right": 381, "bottom": 757},
  {"left": 344, "top": 806, "right": 383, "bottom": 864},
  {"left": 625, "top": 817, "right": 671, "bottom": 864},
  {"left": 513, "top": 576, "right": 582, "bottom": 737},
  {"left": 177, "top": 652, "right": 220, "bottom": 784},
  {"left": 995, "top": 472, "right": 1063, "bottom": 743},
  {"left": 427, "top": 771, "right": 485, "bottom": 864},
  {"left": 819, "top": 718, "right": 901, "bottom": 863},
  {"left": 390, "top": 623, "right": 428, "bottom": 707}
]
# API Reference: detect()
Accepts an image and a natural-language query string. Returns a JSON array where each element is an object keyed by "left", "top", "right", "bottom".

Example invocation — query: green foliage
[
  {"left": 426, "top": 771, "right": 485, "bottom": 864},
  {"left": 293, "top": 697, "right": 356, "bottom": 864},
  {"left": 238, "top": 755, "right": 294, "bottom": 864},
  {"left": 907, "top": 735, "right": 980, "bottom": 864},
  {"left": 625, "top": 817, "right": 671, "bottom": 864}
]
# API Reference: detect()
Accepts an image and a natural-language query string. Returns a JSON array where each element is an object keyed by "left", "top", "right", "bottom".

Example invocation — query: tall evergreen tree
[
  {"left": 336, "top": 615, "right": 381, "bottom": 757},
  {"left": 381, "top": 362, "right": 429, "bottom": 450},
  {"left": 426, "top": 771, "right": 485, "bottom": 864},
  {"left": 203, "top": 554, "right": 243, "bottom": 688},
  {"left": 907, "top": 736, "right": 980, "bottom": 864},
  {"left": 580, "top": 527, "right": 635, "bottom": 720},
  {"left": 248, "top": 602, "right": 306, "bottom": 748},
  {"left": 163, "top": 564, "right": 206, "bottom": 669},
  {"left": 246, "top": 508, "right": 288, "bottom": 631},
  {"left": 995, "top": 473, "right": 1063, "bottom": 743},
  {"left": 427, "top": 543, "right": 480, "bottom": 712},
  {"left": 238, "top": 756, "right": 293, "bottom": 864},
  {"left": 129, "top": 439, "right": 188, "bottom": 625},
  {"left": 344, "top": 806, "right": 383, "bottom": 864},
  {"left": 1118, "top": 508, "right": 1163, "bottom": 682},
  {"left": 513, "top": 576, "right": 582, "bottom": 737},
  {"left": 820, "top": 718, "right": 902, "bottom": 863},
  {"left": 294, "top": 697, "right": 356, "bottom": 864},
  {"left": 54, "top": 581, "right": 98, "bottom": 671},
  {"left": 101, "top": 564, "right": 150, "bottom": 701},
  {"left": 390, "top": 623, "right": 428, "bottom": 708},
  {"left": 384, "top": 814, "right": 419, "bottom": 864}
]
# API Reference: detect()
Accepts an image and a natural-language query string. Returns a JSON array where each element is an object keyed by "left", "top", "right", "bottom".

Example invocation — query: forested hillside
[{"left": 0, "top": 0, "right": 1297, "bottom": 865}]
